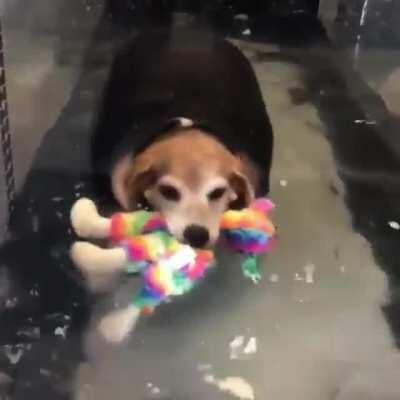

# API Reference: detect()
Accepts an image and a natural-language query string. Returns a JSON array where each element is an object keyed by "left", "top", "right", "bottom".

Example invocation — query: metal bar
[{"left": 0, "top": 18, "right": 16, "bottom": 221}]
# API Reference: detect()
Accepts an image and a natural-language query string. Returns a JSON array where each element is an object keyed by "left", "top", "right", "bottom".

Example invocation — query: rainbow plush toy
[
  {"left": 110, "top": 212, "right": 215, "bottom": 314},
  {"left": 70, "top": 197, "right": 275, "bottom": 342}
]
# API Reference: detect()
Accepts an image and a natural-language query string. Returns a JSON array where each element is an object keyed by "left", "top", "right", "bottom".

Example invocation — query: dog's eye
[
  {"left": 158, "top": 184, "right": 181, "bottom": 201},
  {"left": 208, "top": 187, "right": 226, "bottom": 201}
]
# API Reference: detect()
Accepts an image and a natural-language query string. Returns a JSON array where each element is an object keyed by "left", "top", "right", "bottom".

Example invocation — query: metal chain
[{"left": 0, "top": 19, "right": 16, "bottom": 215}]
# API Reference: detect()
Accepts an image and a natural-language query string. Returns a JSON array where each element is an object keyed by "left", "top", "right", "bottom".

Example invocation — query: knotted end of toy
[
  {"left": 250, "top": 197, "right": 275, "bottom": 214},
  {"left": 220, "top": 199, "right": 276, "bottom": 252},
  {"left": 220, "top": 198, "right": 276, "bottom": 282}
]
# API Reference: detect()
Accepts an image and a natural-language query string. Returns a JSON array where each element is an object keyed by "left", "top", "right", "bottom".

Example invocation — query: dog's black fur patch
[{"left": 92, "top": 28, "right": 274, "bottom": 196}]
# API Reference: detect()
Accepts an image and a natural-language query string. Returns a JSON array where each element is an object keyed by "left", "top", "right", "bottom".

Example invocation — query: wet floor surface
[{"left": 2, "top": 2, "right": 400, "bottom": 400}]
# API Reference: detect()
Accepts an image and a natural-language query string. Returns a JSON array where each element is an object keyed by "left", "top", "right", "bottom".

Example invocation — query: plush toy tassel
[{"left": 241, "top": 255, "right": 261, "bottom": 284}]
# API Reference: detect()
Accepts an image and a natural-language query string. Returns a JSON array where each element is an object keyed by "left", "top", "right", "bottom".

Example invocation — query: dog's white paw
[
  {"left": 71, "top": 198, "right": 100, "bottom": 238},
  {"left": 98, "top": 305, "right": 140, "bottom": 343}
]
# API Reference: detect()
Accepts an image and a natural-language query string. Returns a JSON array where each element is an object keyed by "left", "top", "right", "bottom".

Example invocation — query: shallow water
[{"left": 2, "top": 1, "right": 400, "bottom": 399}]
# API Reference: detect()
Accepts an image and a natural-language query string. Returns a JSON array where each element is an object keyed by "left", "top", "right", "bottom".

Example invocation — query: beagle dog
[{"left": 92, "top": 28, "right": 274, "bottom": 249}]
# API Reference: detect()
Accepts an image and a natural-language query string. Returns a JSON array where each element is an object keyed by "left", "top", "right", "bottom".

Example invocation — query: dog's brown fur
[{"left": 111, "top": 129, "right": 259, "bottom": 246}]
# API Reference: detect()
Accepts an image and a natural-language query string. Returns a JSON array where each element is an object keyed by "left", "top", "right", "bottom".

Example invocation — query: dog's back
[{"left": 92, "top": 27, "right": 273, "bottom": 196}]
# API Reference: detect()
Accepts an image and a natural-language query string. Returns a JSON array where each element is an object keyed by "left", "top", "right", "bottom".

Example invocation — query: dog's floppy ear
[
  {"left": 126, "top": 165, "right": 159, "bottom": 209},
  {"left": 229, "top": 171, "right": 254, "bottom": 209},
  {"left": 111, "top": 153, "right": 159, "bottom": 210},
  {"left": 228, "top": 154, "right": 258, "bottom": 209}
]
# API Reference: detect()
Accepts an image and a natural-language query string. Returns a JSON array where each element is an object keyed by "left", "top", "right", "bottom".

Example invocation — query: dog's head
[{"left": 112, "top": 130, "right": 257, "bottom": 248}]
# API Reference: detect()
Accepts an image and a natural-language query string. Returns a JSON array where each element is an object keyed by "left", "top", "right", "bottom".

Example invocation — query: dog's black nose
[{"left": 183, "top": 224, "right": 210, "bottom": 248}]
